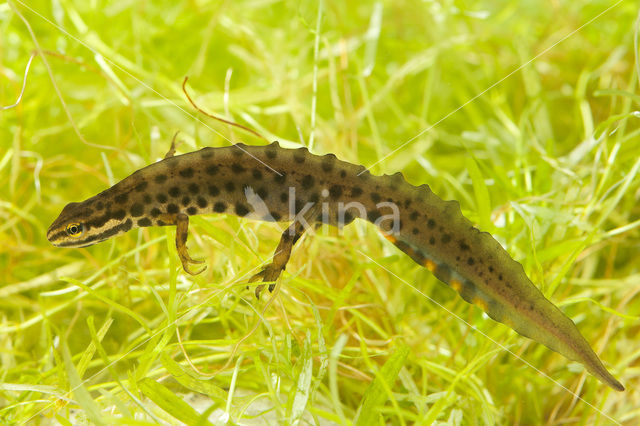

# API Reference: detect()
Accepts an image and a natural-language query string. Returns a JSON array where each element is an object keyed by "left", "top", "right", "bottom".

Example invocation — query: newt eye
[{"left": 66, "top": 223, "right": 84, "bottom": 238}]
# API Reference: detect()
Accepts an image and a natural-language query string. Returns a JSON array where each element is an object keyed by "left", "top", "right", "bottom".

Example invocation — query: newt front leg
[
  {"left": 159, "top": 212, "right": 205, "bottom": 275},
  {"left": 175, "top": 213, "right": 206, "bottom": 275}
]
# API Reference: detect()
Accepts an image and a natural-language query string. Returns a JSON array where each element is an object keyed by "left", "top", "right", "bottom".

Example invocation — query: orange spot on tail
[
  {"left": 450, "top": 279, "right": 462, "bottom": 292},
  {"left": 424, "top": 259, "right": 437, "bottom": 272},
  {"left": 384, "top": 234, "right": 397, "bottom": 244},
  {"left": 473, "top": 298, "right": 488, "bottom": 312}
]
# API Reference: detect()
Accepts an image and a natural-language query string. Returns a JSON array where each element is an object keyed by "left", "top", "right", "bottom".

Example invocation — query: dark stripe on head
[{"left": 57, "top": 219, "right": 133, "bottom": 247}]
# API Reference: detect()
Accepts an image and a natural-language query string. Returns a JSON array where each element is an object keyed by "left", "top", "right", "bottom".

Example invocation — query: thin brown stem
[{"left": 182, "top": 76, "right": 268, "bottom": 142}]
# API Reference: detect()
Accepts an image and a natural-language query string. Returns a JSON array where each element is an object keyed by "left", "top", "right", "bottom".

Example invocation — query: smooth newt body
[{"left": 47, "top": 141, "right": 623, "bottom": 391}]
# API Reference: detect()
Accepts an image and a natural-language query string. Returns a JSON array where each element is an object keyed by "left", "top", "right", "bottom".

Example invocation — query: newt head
[{"left": 47, "top": 198, "right": 132, "bottom": 248}]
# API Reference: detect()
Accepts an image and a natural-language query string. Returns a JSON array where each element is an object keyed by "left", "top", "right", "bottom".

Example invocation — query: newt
[{"left": 47, "top": 141, "right": 624, "bottom": 391}]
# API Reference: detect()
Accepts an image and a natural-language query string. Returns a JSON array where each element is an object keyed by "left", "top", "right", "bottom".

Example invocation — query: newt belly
[{"left": 47, "top": 141, "right": 624, "bottom": 391}]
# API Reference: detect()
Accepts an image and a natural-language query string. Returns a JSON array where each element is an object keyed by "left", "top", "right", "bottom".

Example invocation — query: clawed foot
[
  {"left": 248, "top": 263, "right": 280, "bottom": 299},
  {"left": 179, "top": 252, "right": 207, "bottom": 275}
]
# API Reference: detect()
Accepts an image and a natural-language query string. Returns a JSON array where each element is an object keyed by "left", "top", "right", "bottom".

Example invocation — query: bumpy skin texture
[{"left": 47, "top": 142, "right": 623, "bottom": 391}]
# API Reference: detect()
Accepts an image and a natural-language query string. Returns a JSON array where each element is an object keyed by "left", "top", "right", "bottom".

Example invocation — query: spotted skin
[{"left": 47, "top": 141, "right": 623, "bottom": 391}]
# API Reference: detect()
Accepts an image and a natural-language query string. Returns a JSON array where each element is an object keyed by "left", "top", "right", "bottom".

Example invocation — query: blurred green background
[{"left": 1, "top": 0, "right": 638, "bottom": 424}]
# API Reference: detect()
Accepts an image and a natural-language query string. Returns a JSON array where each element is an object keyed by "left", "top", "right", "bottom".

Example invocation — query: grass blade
[{"left": 354, "top": 343, "right": 410, "bottom": 425}]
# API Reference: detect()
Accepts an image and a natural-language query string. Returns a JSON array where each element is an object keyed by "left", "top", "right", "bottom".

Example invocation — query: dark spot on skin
[
  {"left": 231, "top": 146, "right": 244, "bottom": 157},
  {"left": 429, "top": 237, "right": 435, "bottom": 245},
  {"left": 412, "top": 228, "right": 419, "bottom": 235},
  {"left": 231, "top": 163, "right": 246, "bottom": 174},
  {"left": 135, "top": 181, "right": 148, "bottom": 192},
  {"left": 157, "top": 220, "right": 166, "bottom": 226},
  {"left": 208, "top": 185, "right": 220, "bottom": 197},
  {"left": 459, "top": 241, "right": 470, "bottom": 251},
  {"left": 213, "top": 202, "right": 226, "bottom": 212},
  {"left": 309, "top": 192, "right": 319, "bottom": 203},
  {"left": 187, "top": 207, "right": 197, "bottom": 215},
  {"left": 370, "top": 193, "right": 381, "bottom": 203},
  {"left": 266, "top": 147, "right": 277, "bottom": 159},
  {"left": 340, "top": 170, "right": 347, "bottom": 178},
  {"left": 114, "top": 193, "right": 128, "bottom": 204},
  {"left": 169, "top": 187, "right": 180, "bottom": 197},
  {"left": 200, "top": 149, "right": 214, "bottom": 159},
  {"left": 143, "top": 194, "right": 152, "bottom": 204},
  {"left": 155, "top": 174, "right": 168, "bottom": 184},
  {"left": 206, "top": 165, "right": 218, "bottom": 175},
  {"left": 321, "top": 156, "right": 334, "bottom": 172},
  {"left": 344, "top": 211, "right": 354, "bottom": 223},
  {"left": 165, "top": 157, "right": 179, "bottom": 168},
  {"left": 167, "top": 204, "right": 179, "bottom": 214},
  {"left": 95, "top": 202, "right": 104, "bottom": 210},
  {"left": 351, "top": 187, "right": 363, "bottom": 197},
  {"left": 433, "top": 264, "right": 452, "bottom": 283},
  {"left": 130, "top": 203, "right": 144, "bottom": 217},
  {"left": 252, "top": 169, "right": 263, "bottom": 180},
  {"left": 367, "top": 210, "right": 381, "bottom": 222},
  {"left": 498, "top": 274, "right": 503, "bottom": 281},
  {"left": 225, "top": 182, "right": 235, "bottom": 192},
  {"left": 280, "top": 192, "right": 288, "bottom": 203},
  {"left": 156, "top": 193, "right": 168, "bottom": 203},
  {"left": 197, "top": 197, "right": 207, "bottom": 208},
  {"left": 274, "top": 173, "right": 286, "bottom": 184},
  {"left": 529, "top": 304, "right": 534, "bottom": 311},
  {"left": 301, "top": 174, "right": 314, "bottom": 189},
  {"left": 86, "top": 214, "right": 109, "bottom": 229},
  {"left": 150, "top": 207, "right": 161, "bottom": 218},
  {"left": 393, "top": 239, "right": 409, "bottom": 252},
  {"left": 257, "top": 187, "right": 268, "bottom": 199},
  {"left": 181, "top": 196, "right": 191, "bottom": 206},
  {"left": 271, "top": 212, "right": 282, "bottom": 221},
  {"left": 467, "top": 257, "right": 475, "bottom": 266},
  {"left": 121, "top": 218, "right": 133, "bottom": 232},
  {"left": 138, "top": 218, "right": 152, "bottom": 227},
  {"left": 113, "top": 209, "right": 126, "bottom": 220},
  {"left": 179, "top": 168, "right": 195, "bottom": 178},
  {"left": 235, "top": 203, "right": 249, "bottom": 216},
  {"left": 410, "top": 211, "right": 419, "bottom": 221},
  {"left": 293, "top": 150, "right": 306, "bottom": 163},
  {"left": 489, "top": 266, "right": 494, "bottom": 273},
  {"left": 441, "top": 234, "right": 451, "bottom": 244},
  {"left": 404, "top": 199, "right": 412, "bottom": 208},
  {"left": 188, "top": 183, "right": 199, "bottom": 194},
  {"left": 329, "top": 185, "right": 342, "bottom": 199},
  {"left": 427, "top": 219, "right": 436, "bottom": 229},
  {"left": 456, "top": 256, "right": 461, "bottom": 261}
]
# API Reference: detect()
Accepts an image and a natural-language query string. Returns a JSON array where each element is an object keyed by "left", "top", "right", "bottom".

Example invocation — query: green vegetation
[{"left": 1, "top": 0, "right": 638, "bottom": 423}]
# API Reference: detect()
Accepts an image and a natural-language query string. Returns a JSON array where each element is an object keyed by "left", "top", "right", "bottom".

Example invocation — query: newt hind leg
[{"left": 249, "top": 206, "right": 320, "bottom": 299}]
